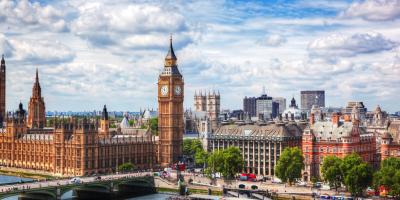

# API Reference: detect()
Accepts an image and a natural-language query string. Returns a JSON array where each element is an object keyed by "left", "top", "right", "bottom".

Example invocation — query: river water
[{"left": 0, "top": 175, "right": 32, "bottom": 185}]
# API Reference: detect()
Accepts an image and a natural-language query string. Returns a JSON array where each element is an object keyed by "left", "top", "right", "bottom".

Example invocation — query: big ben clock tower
[{"left": 158, "top": 36, "right": 184, "bottom": 167}]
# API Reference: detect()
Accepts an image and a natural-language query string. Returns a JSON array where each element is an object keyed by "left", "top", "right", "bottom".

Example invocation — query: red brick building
[
  {"left": 302, "top": 108, "right": 377, "bottom": 182},
  {"left": 380, "top": 121, "right": 400, "bottom": 160}
]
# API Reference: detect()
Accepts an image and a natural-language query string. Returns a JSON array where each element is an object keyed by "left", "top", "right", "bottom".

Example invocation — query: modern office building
[
  {"left": 256, "top": 94, "right": 274, "bottom": 120},
  {"left": 273, "top": 97, "right": 286, "bottom": 115},
  {"left": 300, "top": 90, "right": 325, "bottom": 111},
  {"left": 243, "top": 96, "right": 257, "bottom": 117}
]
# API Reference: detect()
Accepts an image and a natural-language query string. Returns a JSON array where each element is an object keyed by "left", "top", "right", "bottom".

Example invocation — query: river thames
[{"left": 0, "top": 175, "right": 32, "bottom": 185}]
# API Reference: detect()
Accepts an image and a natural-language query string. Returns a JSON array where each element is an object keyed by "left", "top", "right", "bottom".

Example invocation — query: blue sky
[{"left": 0, "top": 0, "right": 399, "bottom": 112}]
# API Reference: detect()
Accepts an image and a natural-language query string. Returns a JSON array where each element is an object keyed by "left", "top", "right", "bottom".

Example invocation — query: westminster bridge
[{"left": 0, "top": 173, "right": 156, "bottom": 200}]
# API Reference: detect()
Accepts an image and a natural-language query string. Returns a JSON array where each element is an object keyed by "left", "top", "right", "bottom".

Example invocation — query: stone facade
[
  {"left": 27, "top": 69, "right": 46, "bottom": 129},
  {"left": 157, "top": 37, "right": 184, "bottom": 167},
  {"left": 0, "top": 55, "right": 5, "bottom": 127},
  {"left": 193, "top": 91, "right": 220, "bottom": 131},
  {"left": 208, "top": 118, "right": 305, "bottom": 177},
  {"left": 0, "top": 103, "right": 156, "bottom": 176},
  {"left": 380, "top": 120, "right": 400, "bottom": 160}
]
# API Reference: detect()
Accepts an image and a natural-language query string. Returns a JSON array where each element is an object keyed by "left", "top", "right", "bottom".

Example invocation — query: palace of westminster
[{"left": 0, "top": 38, "right": 184, "bottom": 176}]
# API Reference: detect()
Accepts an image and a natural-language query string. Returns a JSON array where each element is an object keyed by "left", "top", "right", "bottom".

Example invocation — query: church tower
[
  {"left": 0, "top": 55, "right": 6, "bottom": 127},
  {"left": 158, "top": 36, "right": 184, "bottom": 167},
  {"left": 207, "top": 91, "right": 220, "bottom": 131},
  {"left": 27, "top": 68, "right": 46, "bottom": 128},
  {"left": 99, "top": 105, "right": 110, "bottom": 137}
]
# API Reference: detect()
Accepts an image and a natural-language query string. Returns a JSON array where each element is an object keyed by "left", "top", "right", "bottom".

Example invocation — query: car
[
  {"left": 94, "top": 176, "right": 101, "bottom": 181},
  {"left": 320, "top": 194, "right": 330, "bottom": 199},
  {"left": 69, "top": 177, "right": 81, "bottom": 184},
  {"left": 251, "top": 185, "right": 258, "bottom": 190},
  {"left": 314, "top": 182, "right": 322, "bottom": 188},
  {"left": 296, "top": 181, "right": 307, "bottom": 186},
  {"left": 238, "top": 184, "right": 246, "bottom": 189},
  {"left": 272, "top": 177, "right": 282, "bottom": 183}
]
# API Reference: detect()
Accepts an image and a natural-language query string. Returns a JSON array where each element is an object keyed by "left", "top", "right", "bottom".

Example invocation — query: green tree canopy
[
  {"left": 321, "top": 155, "right": 343, "bottom": 191},
  {"left": 341, "top": 153, "right": 373, "bottom": 197},
  {"left": 344, "top": 162, "right": 373, "bottom": 196},
  {"left": 222, "top": 147, "right": 243, "bottom": 179},
  {"left": 374, "top": 157, "right": 400, "bottom": 197},
  {"left": 275, "top": 147, "right": 304, "bottom": 185},
  {"left": 149, "top": 118, "right": 158, "bottom": 135},
  {"left": 195, "top": 148, "right": 209, "bottom": 167},
  {"left": 206, "top": 147, "right": 243, "bottom": 179},
  {"left": 118, "top": 162, "right": 135, "bottom": 172},
  {"left": 183, "top": 139, "right": 203, "bottom": 156}
]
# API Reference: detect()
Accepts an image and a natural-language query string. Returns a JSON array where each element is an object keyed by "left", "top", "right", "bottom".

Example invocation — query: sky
[{"left": 0, "top": 0, "right": 399, "bottom": 113}]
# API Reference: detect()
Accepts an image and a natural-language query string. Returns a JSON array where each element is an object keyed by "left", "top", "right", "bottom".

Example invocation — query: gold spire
[{"left": 164, "top": 35, "right": 177, "bottom": 67}]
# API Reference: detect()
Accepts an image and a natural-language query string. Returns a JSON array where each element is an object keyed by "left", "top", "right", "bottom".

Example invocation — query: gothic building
[
  {"left": 193, "top": 90, "right": 220, "bottom": 131},
  {"left": 0, "top": 37, "right": 182, "bottom": 176},
  {"left": 27, "top": 69, "right": 46, "bottom": 128},
  {"left": 0, "top": 55, "right": 5, "bottom": 127},
  {"left": 158, "top": 36, "right": 184, "bottom": 167}
]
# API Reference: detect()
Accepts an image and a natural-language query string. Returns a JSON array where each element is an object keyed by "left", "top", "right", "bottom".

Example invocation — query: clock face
[
  {"left": 174, "top": 85, "right": 182, "bottom": 95},
  {"left": 161, "top": 85, "right": 168, "bottom": 96}
]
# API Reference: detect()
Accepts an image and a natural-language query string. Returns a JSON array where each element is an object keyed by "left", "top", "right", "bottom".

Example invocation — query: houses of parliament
[{"left": 0, "top": 37, "right": 184, "bottom": 176}]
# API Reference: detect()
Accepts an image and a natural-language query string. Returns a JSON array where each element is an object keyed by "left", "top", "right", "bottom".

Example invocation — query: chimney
[
  {"left": 310, "top": 113, "right": 315, "bottom": 125},
  {"left": 332, "top": 112, "right": 340, "bottom": 126}
]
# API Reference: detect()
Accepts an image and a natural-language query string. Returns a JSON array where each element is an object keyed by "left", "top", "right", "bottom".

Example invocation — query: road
[{"left": 0, "top": 172, "right": 154, "bottom": 193}]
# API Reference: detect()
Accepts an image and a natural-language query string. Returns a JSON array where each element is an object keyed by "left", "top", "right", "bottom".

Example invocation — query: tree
[
  {"left": 341, "top": 153, "right": 373, "bottom": 197},
  {"left": 183, "top": 139, "right": 203, "bottom": 156},
  {"left": 340, "top": 153, "right": 363, "bottom": 179},
  {"left": 205, "top": 147, "right": 243, "bottom": 180},
  {"left": 207, "top": 150, "right": 224, "bottom": 176},
  {"left": 118, "top": 162, "right": 135, "bottom": 172},
  {"left": 221, "top": 147, "right": 243, "bottom": 179},
  {"left": 149, "top": 118, "right": 158, "bottom": 135},
  {"left": 344, "top": 162, "right": 373, "bottom": 196},
  {"left": 374, "top": 157, "right": 400, "bottom": 197},
  {"left": 195, "top": 149, "right": 209, "bottom": 168},
  {"left": 183, "top": 139, "right": 193, "bottom": 156},
  {"left": 128, "top": 119, "right": 135, "bottom": 126},
  {"left": 321, "top": 155, "right": 343, "bottom": 191},
  {"left": 275, "top": 147, "right": 304, "bottom": 185}
]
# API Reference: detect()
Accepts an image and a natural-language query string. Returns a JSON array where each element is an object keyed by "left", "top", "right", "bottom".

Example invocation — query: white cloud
[
  {"left": 0, "top": 34, "right": 74, "bottom": 64},
  {"left": 258, "top": 34, "right": 287, "bottom": 47},
  {"left": 308, "top": 32, "right": 398, "bottom": 57},
  {"left": 0, "top": 0, "right": 68, "bottom": 32},
  {"left": 71, "top": 2, "right": 192, "bottom": 51},
  {"left": 340, "top": 0, "right": 400, "bottom": 21}
]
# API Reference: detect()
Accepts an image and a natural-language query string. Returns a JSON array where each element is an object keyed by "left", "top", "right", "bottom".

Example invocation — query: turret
[
  {"left": 0, "top": 55, "right": 6, "bottom": 127},
  {"left": 100, "top": 105, "right": 110, "bottom": 137}
]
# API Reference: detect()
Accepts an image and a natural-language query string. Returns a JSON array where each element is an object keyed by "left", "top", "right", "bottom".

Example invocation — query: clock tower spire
[{"left": 158, "top": 36, "right": 184, "bottom": 167}]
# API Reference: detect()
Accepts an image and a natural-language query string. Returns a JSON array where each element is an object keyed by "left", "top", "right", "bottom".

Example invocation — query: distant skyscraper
[
  {"left": 273, "top": 97, "right": 286, "bottom": 115},
  {"left": 243, "top": 96, "right": 257, "bottom": 117},
  {"left": 256, "top": 93, "right": 274, "bottom": 120},
  {"left": 300, "top": 90, "right": 325, "bottom": 111}
]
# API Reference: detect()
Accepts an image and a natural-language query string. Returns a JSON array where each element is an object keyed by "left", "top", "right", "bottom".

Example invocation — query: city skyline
[{"left": 0, "top": 0, "right": 399, "bottom": 112}]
